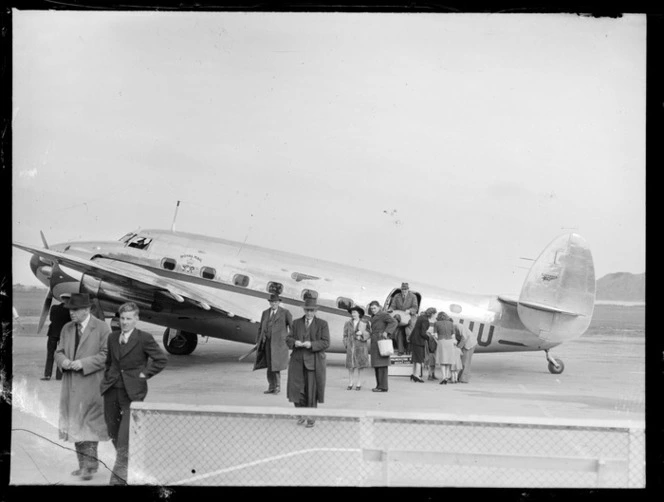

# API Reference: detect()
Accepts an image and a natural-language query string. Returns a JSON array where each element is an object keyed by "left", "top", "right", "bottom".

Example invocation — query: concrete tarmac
[{"left": 8, "top": 320, "right": 644, "bottom": 485}]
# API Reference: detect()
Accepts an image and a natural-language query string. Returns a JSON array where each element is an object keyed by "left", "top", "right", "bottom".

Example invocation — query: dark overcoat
[
  {"left": 286, "top": 316, "right": 330, "bottom": 404},
  {"left": 368, "top": 311, "right": 398, "bottom": 368},
  {"left": 253, "top": 306, "right": 292, "bottom": 372},
  {"left": 54, "top": 315, "right": 111, "bottom": 442},
  {"left": 100, "top": 328, "right": 168, "bottom": 401},
  {"left": 410, "top": 316, "right": 430, "bottom": 348}
]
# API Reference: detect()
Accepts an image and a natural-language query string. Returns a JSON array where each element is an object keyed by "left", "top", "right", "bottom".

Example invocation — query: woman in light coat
[{"left": 343, "top": 306, "right": 371, "bottom": 390}]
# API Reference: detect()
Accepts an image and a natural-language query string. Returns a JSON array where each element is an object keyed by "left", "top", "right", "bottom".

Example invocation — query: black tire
[
  {"left": 547, "top": 358, "right": 565, "bottom": 374},
  {"left": 163, "top": 329, "right": 198, "bottom": 355}
]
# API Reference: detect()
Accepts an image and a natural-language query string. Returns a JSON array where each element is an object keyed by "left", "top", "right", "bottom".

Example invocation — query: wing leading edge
[{"left": 13, "top": 242, "right": 257, "bottom": 323}]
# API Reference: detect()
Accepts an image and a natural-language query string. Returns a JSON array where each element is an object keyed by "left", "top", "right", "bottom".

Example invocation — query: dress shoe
[
  {"left": 296, "top": 418, "right": 307, "bottom": 425},
  {"left": 346, "top": 385, "right": 353, "bottom": 390},
  {"left": 71, "top": 467, "right": 98, "bottom": 476},
  {"left": 355, "top": 386, "right": 361, "bottom": 391},
  {"left": 40, "top": 376, "right": 51, "bottom": 381},
  {"left": 263, "top": 388, "right": 275, "bottom": 394},
  {"left": 80, "top": 468, "right": 94, "bottom": 481},
  {"left": 305, "top": 419, "right": 315, "bottom": 428},
  {"left": 439, "top": 379, "right": 448, "bottom": 385},
  {"left": 273, "top": 388, "right": 280, "bottom": 395},
  {"left": 372, "top": 388, "right": 387, "bottom": 392},
  {"left": 409, "top": 375, "right": 424, "bottom": 383}
]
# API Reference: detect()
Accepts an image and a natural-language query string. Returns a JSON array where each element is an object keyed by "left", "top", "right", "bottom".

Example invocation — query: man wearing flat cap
[
  {"left": 254, "top": 293, "right": 293, "bottom": 394},
  {"left": 388, "top": 282, "right": 419, "bottom": 355},
  {"left": 286, "top": 297, "right": 330, "bottom": 428},
  {"left": 54, "top": 293, "right": 111, "bottom": 481}
]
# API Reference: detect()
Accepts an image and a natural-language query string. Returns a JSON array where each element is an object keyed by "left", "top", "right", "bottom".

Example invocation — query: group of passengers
[
  {"left": 342, "top": 282, "right": 476, "bottom": 391},
  {"left": 253, "top": 281, "right": 477, "bottom": 428}
]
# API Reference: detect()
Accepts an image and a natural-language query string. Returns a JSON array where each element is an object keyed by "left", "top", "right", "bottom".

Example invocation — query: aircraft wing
[{"left": 13, "top": 242, "right": 257, "bottom": 322}]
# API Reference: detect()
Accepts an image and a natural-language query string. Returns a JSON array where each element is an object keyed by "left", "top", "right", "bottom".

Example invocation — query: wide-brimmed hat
[
  {"left": 348, "top": 305, "right": 365, "bottom": 318},
  {"left": 401, "top": 282, "right": 409, "bottom": 289},
  {"left": 303, "top": 297, "right": 318, "bottom": 310},
  {"left": 63, "top": 293, "right": 91, "bottom": 310},
  {"left": 268, "top": 293, "right": 281, "bottom": 302}
]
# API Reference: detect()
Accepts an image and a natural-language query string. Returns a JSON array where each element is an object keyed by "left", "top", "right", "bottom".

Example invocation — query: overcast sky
[{"left": 12, "top": 11, "right": 645, "bottom": 296}]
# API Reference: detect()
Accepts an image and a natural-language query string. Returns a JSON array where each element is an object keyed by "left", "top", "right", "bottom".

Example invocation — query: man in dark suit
[
  {"left": 286, "top": 297, "right": 330, "bottom": 428},
  {"left": 100, "top": 302, "right": 167, "bottom": 485},
  {"left": 254, "top": 293, "right": 293, "bottom": 394},
  {"left": 41, "top": 303, "right": 70, "bottom": 381}
]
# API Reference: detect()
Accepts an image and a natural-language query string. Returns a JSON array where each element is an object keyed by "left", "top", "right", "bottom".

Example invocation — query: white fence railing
[{"left": 128, "top": 402, "right": 644, "bottom": 487}]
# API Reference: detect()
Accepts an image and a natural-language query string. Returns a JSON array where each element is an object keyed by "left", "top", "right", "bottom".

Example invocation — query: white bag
[{"left": 377, "top": 338, "right": 394, "bottom": 357}]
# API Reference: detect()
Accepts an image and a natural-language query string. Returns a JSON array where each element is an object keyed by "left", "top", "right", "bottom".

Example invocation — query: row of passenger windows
[{"left": 160, "top": 257, "right": 354, "bottom": 310}]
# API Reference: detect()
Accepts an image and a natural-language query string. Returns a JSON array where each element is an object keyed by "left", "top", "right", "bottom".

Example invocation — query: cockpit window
[
  {"left": 127, "top": 235, "right": 152, "bottom": 250},
  {"left": 119, "top": 232, "right": 136, "bottom": 243}
]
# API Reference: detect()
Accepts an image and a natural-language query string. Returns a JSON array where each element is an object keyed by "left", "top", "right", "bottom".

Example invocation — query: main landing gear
[
  {"left": 163, "top": 328, "right": 199, "bottom": 355},
  {"left": 544, "top": 349, "right": 565, "bottom": 374}
]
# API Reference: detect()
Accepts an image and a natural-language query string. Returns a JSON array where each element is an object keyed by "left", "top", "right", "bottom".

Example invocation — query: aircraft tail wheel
[
  {"left": 163, "top": 328, "right": 198, "bottom": 355},
  {"left": 547, "top": 358, "right": 565, "bottom": 374}
]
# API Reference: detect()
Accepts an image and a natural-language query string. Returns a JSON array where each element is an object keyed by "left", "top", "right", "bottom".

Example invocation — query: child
[{"left": 450, "top": 343, "right": 463, "bottom": 383}]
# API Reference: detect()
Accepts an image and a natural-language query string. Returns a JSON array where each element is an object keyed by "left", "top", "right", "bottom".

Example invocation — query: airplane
[{"left": 13, "top": 228, "right": 595, "bottom": 375}]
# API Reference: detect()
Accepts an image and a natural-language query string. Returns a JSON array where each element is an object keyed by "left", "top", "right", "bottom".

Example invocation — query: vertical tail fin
[{"left": 517, "top": 233, "right": 595, "bottom": 342}]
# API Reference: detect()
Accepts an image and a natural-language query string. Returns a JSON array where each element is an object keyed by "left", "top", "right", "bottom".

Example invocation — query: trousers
[
  {"left": 374, "top": 366, "right": 388, "bottom": 390},
  {"left": 74, "top": 441, "right": 99, "bottom": 470},
  {"left": 293, "top": 369, "right": 317, "bottom": 408},
  {"left": 44, "top": 337, "right": 63, "bottom": 379},
  {"left": 104, "top": 385, "right": 135, "bottom": 484},
  {"left": 458, "top": 347, "right": 475, "bottom": 382}
]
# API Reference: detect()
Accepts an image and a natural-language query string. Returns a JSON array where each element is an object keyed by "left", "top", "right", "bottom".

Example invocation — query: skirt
[{"left": 411, "top": 343, "right": 426, "bottom": 364}]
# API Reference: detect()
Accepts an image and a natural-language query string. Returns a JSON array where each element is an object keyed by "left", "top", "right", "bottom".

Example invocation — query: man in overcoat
[
  {"left": 254, "top": 293, "right": 293, "bottom": 394},
  {"left": 54, "top": 293, "right": 111, "bottom": 481},
  {"left": 41, "top": 303, "right": 70, "bottom": 381},
  {"left": 368, "top": 300, "right": 398, "bottom": 392},
  {"left": 100, "top": 302, "right": 167, "bottom": 485},
  {"left": 286, "top": 297, "right": 330, "bottom": 428},
  {"left": 388, "top": 282, "right": 419, "bottom": 355}
]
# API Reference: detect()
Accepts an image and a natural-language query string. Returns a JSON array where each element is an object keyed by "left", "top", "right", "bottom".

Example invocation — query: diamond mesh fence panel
[{"left": 128, "top": 403, "right": 644, "bottom": 487}]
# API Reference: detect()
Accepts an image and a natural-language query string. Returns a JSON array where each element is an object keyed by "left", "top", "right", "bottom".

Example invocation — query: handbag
[
  {"left": 377, "top": 338, "right": 394, "bottom": 357},
  {"left": 427, "top": 333, "right": 438, "bottom": 353}
]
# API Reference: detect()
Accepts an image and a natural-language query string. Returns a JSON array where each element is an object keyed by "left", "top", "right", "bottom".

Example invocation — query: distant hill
[{"left": 596, "top": 272, "right": 645, "bottom": 302}]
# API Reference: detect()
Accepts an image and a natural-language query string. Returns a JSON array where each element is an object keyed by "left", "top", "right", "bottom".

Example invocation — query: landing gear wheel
[
  {"left": 547, "top": 358, "right": 565, "bottom": 374},
  {"left": 163, "top": 329, "right": 198, "bottom": 355}
]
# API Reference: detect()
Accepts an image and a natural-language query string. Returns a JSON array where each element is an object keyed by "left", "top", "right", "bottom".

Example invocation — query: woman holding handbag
[{"left": 342, "top": 306, "right": 371, "bottom": 390}]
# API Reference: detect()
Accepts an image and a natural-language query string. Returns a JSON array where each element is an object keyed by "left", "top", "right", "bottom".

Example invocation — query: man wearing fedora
[
  {"left": 254, "top": 293, "right": 293, "bottom": 395},
  {"left": 54, "top": 293, "right": 111, "bottom": 481},
  {"left": 101, "top": 301, "right": 167, "bottom": 485},
  {"left": 286, "top": 297, "right": 330, "bottom": 428},
  {"left": 388, "top": 282, "right": 419, "bottom": 355}
]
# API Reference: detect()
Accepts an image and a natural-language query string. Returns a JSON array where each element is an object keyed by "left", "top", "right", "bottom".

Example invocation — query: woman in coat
[
  {"left": 342, "top": 306, "right": 371, "bottom": 390},
  {"left": 409, "top": 307, "right": 437, "bottom": 382}
]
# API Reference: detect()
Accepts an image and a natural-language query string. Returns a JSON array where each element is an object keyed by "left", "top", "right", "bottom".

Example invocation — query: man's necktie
[
  {"left": 74, "top": 323, "right": 81, "bottom": 354},
  {"left": 120, "top": 333, "right": 127, "bottom": 345}
]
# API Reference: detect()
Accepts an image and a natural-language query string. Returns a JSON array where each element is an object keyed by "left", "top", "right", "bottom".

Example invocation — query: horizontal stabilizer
[{"left": 498, "top": 296, "right": 582, "bottom": 316}]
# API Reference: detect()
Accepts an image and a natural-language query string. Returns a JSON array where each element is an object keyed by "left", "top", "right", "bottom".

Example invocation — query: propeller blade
[
  {"left": 40, "top": 230, "right": 49, "bottom": 249},
  {"left": 37, "top": 290, "right": 53, "bottom": 334}
]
